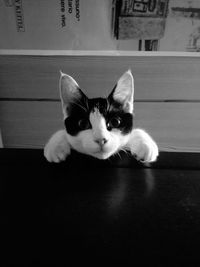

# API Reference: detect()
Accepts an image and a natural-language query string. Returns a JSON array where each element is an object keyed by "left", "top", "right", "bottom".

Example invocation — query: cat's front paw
[
  {"left": 129, "top": 129, "right": 159, "bottom": 163},
  {"left": 44, "top": 130, "right": 71, "bottom": 163}
]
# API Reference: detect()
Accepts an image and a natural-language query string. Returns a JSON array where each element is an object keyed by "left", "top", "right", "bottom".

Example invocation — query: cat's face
[{"left": 60, "top": 70, "right": 134, "bottom": 159}]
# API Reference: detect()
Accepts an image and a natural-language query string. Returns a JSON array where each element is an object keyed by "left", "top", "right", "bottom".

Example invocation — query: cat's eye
[
  {"left": 107, "top": 117, "right": 121, "bottom": 130},
  {"left": 78, "top": 118, "right": 91, "bottom": 130}
]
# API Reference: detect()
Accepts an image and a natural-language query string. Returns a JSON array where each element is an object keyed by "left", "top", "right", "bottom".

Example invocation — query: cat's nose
[{"left": 95, "top": 138, "right": 108, "bottom": 146}]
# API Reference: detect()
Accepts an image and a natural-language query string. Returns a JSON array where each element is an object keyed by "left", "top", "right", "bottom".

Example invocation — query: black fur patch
[{"left": 64, "top": 93, "right": 134, "bottom": 136}]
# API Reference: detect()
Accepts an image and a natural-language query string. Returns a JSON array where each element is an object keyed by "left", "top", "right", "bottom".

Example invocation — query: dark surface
[{"left": 1, "top": 148, "right": 200, "bottom": 265}]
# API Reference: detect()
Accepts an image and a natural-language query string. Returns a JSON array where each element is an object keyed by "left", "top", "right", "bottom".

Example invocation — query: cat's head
[{"left": 59, "top": 70, "right": 134, "bottom": 159}]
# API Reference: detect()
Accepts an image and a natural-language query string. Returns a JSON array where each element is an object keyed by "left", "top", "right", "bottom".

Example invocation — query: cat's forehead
[
  {"left": 88, "top": 97, "right": 124, "bottom": 115},
  {"left": 89, "top": 107, "right": 105, "bottom": 128},
  {"left": 67, "top": 95, "right": 124, "bottom": 118},
  {"left": 88, "top": 98, "right": 108, "bottom": 114}
]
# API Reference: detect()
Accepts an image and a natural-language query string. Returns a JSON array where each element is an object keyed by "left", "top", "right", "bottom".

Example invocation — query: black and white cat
[{"left": 44, "top": 70, "right": 158, "bottom": 163}]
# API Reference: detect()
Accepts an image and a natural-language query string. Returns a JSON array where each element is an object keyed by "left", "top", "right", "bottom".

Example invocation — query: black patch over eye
[
  {"left": 107, "top": 117, "right": 121, "bottom": 130},
  {"left": 78, "top": 118, "right": 91, "bottom": 130}
]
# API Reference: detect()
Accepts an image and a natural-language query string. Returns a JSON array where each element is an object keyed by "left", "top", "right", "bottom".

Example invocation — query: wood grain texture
[
  {"left": 0, "top": 101, "right": 63, "bottom": 148},
  {"left": 1, "top": 55, "right": 200, "bottom": 100},
  {"left": 1, "top": 101, "right": 200, "bottom": 152}
]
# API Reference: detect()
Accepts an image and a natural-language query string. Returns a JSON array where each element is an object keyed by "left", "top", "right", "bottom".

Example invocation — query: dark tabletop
[{"left": 1, "top": 148, "right": 200, "bottom": 265}]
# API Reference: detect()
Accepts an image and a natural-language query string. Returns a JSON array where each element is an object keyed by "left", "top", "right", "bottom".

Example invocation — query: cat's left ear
[{"left": 109, "top": 70, "right": 134, "bottom": 113}]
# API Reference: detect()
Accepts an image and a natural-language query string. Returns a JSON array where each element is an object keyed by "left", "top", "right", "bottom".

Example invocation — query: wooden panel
[
  {"left": 0, "top": 129, "right": 3, "bottom": 148},
  {"left": 1, "top": 100, "right": 200, "bottom": 152},
  {"left": 1, "top": 55, "right": 200, "bottom": 100},
  {"left": 0, "top": 101, "right": 63, "bottom": 148}
]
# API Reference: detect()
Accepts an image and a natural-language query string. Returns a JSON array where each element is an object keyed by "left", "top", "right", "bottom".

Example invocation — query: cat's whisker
[
  {"left": 116, "top": 151, "right": 122, "bottom": 160},
  {"left": 121, "top": 148, "right": 130, "bottom": 156}
]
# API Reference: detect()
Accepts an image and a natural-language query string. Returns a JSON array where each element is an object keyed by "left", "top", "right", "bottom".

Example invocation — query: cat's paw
[
  {"left": 129, "top": 129, "right": 159, "bottom": 163},
  {"left": 44, "top": 130, "right": 71, "bottom": 163}
]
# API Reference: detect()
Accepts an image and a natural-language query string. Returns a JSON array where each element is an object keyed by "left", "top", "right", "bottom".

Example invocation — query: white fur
[
  {"left": 64, "top": 109, "right": 130, "bottom": 160},
  {"left": 44, "top": 130, "right": 71, "bottom": 163},
  {"left": 44, "top": 124, "right": 158, "bottom": 163},
  {"left": 126, "top": 129, "right": 159, "bottom": 163}
]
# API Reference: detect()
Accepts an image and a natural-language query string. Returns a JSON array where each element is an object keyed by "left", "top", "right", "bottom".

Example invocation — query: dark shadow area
[{"left": 1, "top": 148, "right": 200, "bottom": 265}]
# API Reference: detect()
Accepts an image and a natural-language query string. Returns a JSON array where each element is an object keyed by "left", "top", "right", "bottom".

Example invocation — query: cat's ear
[
  {"left": 109, "top": 70, "right": 134, "bottom": 113},
  {"left": 59, "top": 71, "right": 87, "bottom": 118}
]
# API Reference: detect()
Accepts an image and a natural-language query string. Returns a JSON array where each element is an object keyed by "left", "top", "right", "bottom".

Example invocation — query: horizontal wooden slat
[
  {"left": 1, "top": 55, "right": 200, "bottom": 100},
  {"left": 1, "top": 100, "right": 200, "bottom": 152},
  {"left": 0, "top": 101, "right": 63, "bottom": 148}
]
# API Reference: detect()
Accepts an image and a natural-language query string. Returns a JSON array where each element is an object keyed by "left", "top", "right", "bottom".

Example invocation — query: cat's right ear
[
  {"left": 59, "top": 71, "right": 87, "bottom": 118},
  {"left": 109, "top": 70, "right": 134, "bottom": 113}
]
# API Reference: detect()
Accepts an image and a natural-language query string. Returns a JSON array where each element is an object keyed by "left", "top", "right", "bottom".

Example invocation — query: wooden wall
[{"left": 1, "top": 55, "right": 200, "bottom": 152}]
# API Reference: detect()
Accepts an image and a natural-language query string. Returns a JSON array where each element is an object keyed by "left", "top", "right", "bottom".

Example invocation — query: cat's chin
[{"left": 91, "top": 151, "right": 113, "bottom": 160}]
